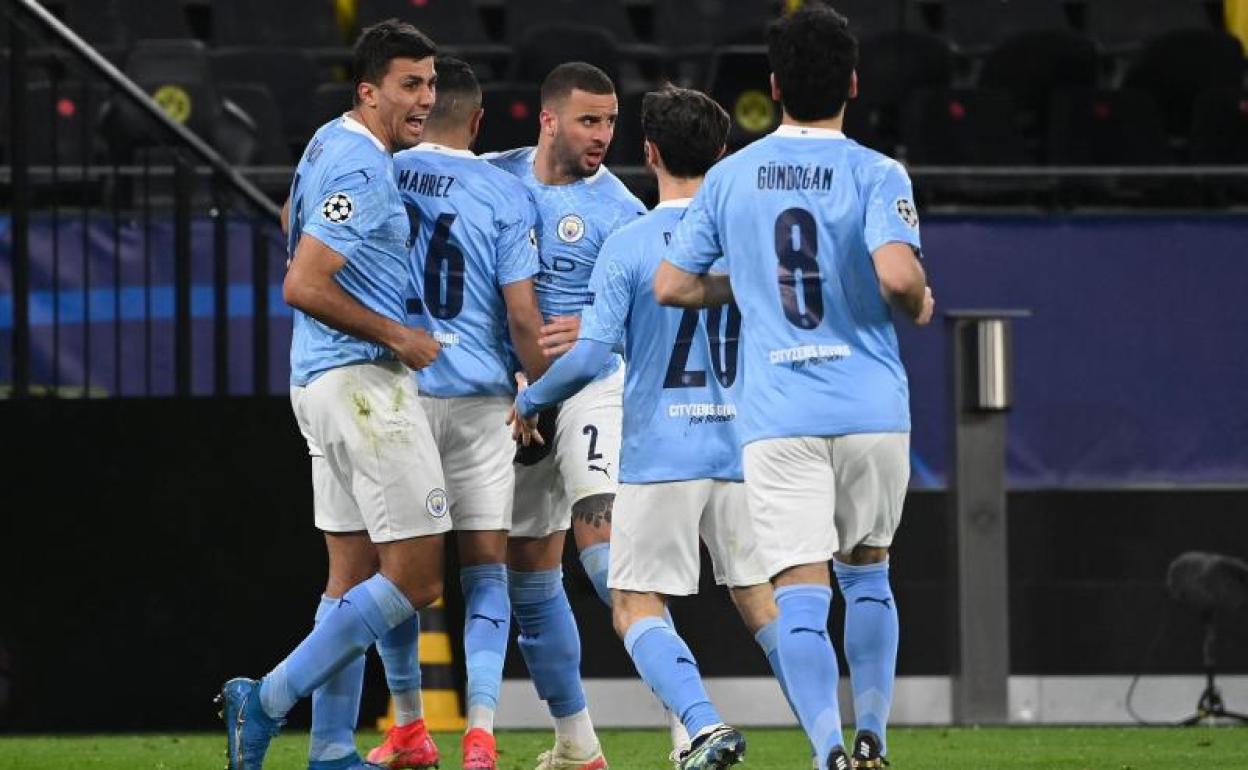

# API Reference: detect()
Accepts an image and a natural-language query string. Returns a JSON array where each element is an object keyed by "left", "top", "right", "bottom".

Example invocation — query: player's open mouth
[{"left": 406, "top": 115, "right": 426, "bottom": 131}]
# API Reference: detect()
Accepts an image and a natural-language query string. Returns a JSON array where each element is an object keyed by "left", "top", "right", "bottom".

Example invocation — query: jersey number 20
[{"left": 664, "top": 304, "right": 741, "bottom": 389}]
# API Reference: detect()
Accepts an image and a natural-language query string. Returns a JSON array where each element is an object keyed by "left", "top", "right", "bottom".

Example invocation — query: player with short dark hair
[
  {"left": 365, "top": 56, "right": 548, "bottom": 770},
  {"left": 514, "top": 84, "right": 797, "bottom": 770},
  {"left": 487, "top": 62, "right": 646, "bottom": 770},
  {"left": 656, "top": 6, "right": 935, "bottom": 770},
  {"left": 218, "top": 20, "right": 446, "bottom": 770}
]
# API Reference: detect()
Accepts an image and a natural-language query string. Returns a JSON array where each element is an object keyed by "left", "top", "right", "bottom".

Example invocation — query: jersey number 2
[{"left": 775, "top": 207, "right": 823, "bottom": 329}]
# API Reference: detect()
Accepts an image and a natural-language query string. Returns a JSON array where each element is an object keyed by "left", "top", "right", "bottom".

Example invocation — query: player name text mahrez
[{"left": 397, "top": 169, "right": 456, "bottom": 198}]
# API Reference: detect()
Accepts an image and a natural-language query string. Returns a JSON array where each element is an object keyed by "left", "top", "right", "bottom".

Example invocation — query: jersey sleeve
[
  {"left": 577, "top": 235, "right": 634, "bottom": 347},
  {"left": 495, "top": 191, "right": 541, "bottom": 287},
  {"left": 864, "top": 159, "right": 922, "bottom": 254},
  {"left": 667, "top": 176, "right": 723, "bottom": 275},
  {"left": 301, "top": 160, "right": 397, "bottom": 264}
]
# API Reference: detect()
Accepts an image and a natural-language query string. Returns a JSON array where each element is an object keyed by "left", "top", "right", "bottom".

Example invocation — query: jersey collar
[
  {"left": 773, "top": 124, "right": 846, "bottom": 140},
  {"left": 656, "top": 197, "right": 692, "bottom": 209},
  {"left": 410, "top": 142, "right": 477, "bottom": 158},
  {"left": 340, "top": 113, "right": 386, "bottom": 152}
]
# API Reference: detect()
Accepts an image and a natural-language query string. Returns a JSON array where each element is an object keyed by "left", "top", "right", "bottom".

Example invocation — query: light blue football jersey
[
  {"left": 580, "top": 200, "right": 744, "bottom": 484},
  {"left": 286, "top": 115, "right": 412, "bottom": 386},
  {"left": 393, "top": 144, "right": 540, "bottom": 398},
  {"left": 486, "top": 147, "right": 646, "bottom": 319},
  {"left": 668, "top": 125, "right": 921, "bottom": 444}
]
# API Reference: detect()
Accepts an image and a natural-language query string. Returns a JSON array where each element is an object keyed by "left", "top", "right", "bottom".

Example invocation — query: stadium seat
[
  {"left": 211, "top": 47, "right": 325, "bottom": 147},
  {"left": 855, "top": 31, "right": 954, "bottom": 149},
  {"left": 503, "top": 0, "right": 639, "bottom": 43},
  {"left": 607, "top": 87, "right": 645, "bottom": 167},
  {"left": 211, "top": 0, "right": 342, "bottom": 51},
  {"left": 476, "top": 82, "right": 540, "bottom": 153},
  {"left": 941, "top": 0, "right": 1071, "bottom": 53},
  {"left": 829, "top": 0, "right": 930, "bottom": 40},
  {"left": 1188, "top": 88, "right": 1248, "bottom": 164},
  {"left": 218, "top": 83, "right": 293, "bottom": 165},
  {"left": 354, "top": 0, "right": 510, "bottom": 77},
  {"left": 510, "top": 23, "right": 622, "bottom": 86},
  {"left": 22, "top": 81, "right": 105, "bottom": 165},
  {"left": 1047, "top": 88, "right": 1169, "bottom": 165},
  {"left": 978, "top": 29, "right": 1098, "bottom": 124},
  {"left": 1123, "top": 29, "right": 1246, "bottom": 135},
  {"left": 841, "top": 102, "right": 894, "bottom": 156},
  {"left": 901, "top": 88, "right": 1030, "bottom": 165},
  {"left": 1084, "top": 0, "right": 1211, "bottom": 52},
  {"left": 650, "top": 0, "right": 778, "bottom": 85},
  {"left": 113, "top": 39, "right": 223, "bottom": 147},
  {"left": 705, "top": 45, "right": 778, "bottom": 149},
  {"left": 311, "top": 82, "right": 356, "bottom": 133}
]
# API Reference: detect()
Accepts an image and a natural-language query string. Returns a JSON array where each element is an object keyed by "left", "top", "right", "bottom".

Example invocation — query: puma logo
[
  {"left": 790, "top": 627, "right": 828, "bottom": 640},
  {"left": 855, "top": 596, "right": 893, "bottom": 609},
  {"left": 675, "top": 656, "right": 699, "bottom": 668},
  {"left": 469, "top": 614, "right": 506, "bottom": 629},
  {"left": 588, "top": 462, "right": 612, "bottom": 479}
]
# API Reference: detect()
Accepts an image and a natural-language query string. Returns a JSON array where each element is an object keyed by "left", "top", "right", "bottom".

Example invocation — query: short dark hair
[
  {"left": 352, "top": 19, "right": 437, "bottom": 105},
  {"left": 426, "top": 56, "right": 481, "bottom": 130},
  {"left": 641, "top": 85, "right": 730, "bottom": 179},
  {"left": 540, "top": 62, "right": 615, "bottom": 106},
  {"left": 766, "top": 5, "right": 857, "bottom": 121}
]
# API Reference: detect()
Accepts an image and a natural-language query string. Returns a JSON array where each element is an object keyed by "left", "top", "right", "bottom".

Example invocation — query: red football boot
[{"left": 366, "top": 719, "right": 440, "bottom": 769}]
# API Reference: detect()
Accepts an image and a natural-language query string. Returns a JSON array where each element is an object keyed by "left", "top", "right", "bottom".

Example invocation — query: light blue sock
[
  {"left": 376, "top": 612, "right": 421, "bottom": 716},
  {"left": 462, "top": 563, "right": 510, "bottom": 713},
  {"left": 260, "top": 574, "right": 414, "bottom": 720},
  {"left": 309, "top": 595, "right": 365, "bottom": 763},
  {"left": 578, "top": 543, "right": 612, "bottom": 607},
  {"left": 624, "top": 616, "right": 721, "bottom": 737},
  {"left": 775, "top": 584, "right": 842, "bottom": 768},
  {"left": 754, "top": 620, "right": 799, "bottom": 720},
  {"left": 834, "top": 559, "right": 898, "bottom": 753},
  {"left": 508, "top": 568, "right": 587, "bottom": 718}
]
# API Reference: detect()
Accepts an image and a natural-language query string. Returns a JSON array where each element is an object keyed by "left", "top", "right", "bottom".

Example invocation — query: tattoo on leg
[{"left": 572, "top": 494, "right": 613, "bottom": 529}]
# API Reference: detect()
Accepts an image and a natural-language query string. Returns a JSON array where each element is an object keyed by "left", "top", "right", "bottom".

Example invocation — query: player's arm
[
  {"left": 284, "top": 234, "right": 440, "bottom": 369},
  {"left": 280, "top": 197, "right": 291, "bottom": 237},
  {"left": 872, "top": 242, "right": 933, "bottom": 325},
  {"left": 503, "top": 279, "right": 549, "bottom": 380},
  {"left": 514, "top": 338, "right": 614, "bottom": 418},
  {"left": 653, "top": 261, "right": 734, "bottom": 309}
]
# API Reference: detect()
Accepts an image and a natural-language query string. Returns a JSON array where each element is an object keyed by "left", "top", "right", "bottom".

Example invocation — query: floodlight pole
[{"left": 946, "top": 309, "right": 1029, "bottom": 725}]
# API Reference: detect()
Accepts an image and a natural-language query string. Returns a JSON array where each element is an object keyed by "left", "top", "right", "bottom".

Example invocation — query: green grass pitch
[{"left": 1, "top": 727, "right": 1245, "bottom": 769}]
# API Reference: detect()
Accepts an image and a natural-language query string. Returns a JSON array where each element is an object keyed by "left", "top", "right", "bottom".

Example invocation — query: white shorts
[
  {"left": 608, "top": 479, "right": 770, "bottom": 595},
  {"left": 290, "top": 361, "right": 450, "bottom": 543},
  {"left": 421, "top": 394, "right": 514, "bottom": 531},
  {"left": 511, "top": 365, "right": 624, "bottom": 539},
  {"left": 743, "top": 433, "right": 909, "bottom": 578}
]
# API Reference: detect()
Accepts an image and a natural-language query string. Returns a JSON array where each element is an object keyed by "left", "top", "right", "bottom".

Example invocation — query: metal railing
[{"left": 2, "top": 0, "right": 283, "bottom": 399}]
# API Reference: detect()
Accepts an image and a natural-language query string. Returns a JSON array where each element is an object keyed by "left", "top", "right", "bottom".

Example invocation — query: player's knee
[
  {"left": 729, "top": 585, "right": 779, "bottom": 634},
  {"left": 571, "top": 494, "right": 613, "bottom": 548},
  {"left": 403, "top": 579, "right": 443, "bottom": 610}
]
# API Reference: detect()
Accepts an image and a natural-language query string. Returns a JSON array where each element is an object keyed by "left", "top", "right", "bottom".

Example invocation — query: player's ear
[
  {"left": 356, "top": 81, "right": 378, "bottom": 110},
  {"left": 849, "top": 70, "right": 859, "bottom": 101},
  {"left": 769, "top": 72, "right": 781, "bottom": 103},
  {"left": 469, "top": 107, "right": 485, "bottom": 145},
  {"left": 539, "top": 107, "right": 558, "bottom": 138},
  {"left": 643, "top": 139, "right": 661, "bottom": 171}
]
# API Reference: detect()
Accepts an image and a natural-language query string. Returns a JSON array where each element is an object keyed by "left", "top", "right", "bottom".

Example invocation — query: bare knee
[
  {"left": 611, "top": 589, "right": 665, "bottom": 640},
  {"left": 772, "top": 561, "right": 830, "bottom": 589},
  {"left": 571, "top": 493, "right": 613, "bottom": 550},
  {"left": 507, "top": 532, "right": 565, "bottom": 572},
  {"left": 835, "top": 545, "right": 889, "bottom": 566},
  {"left": 459, "top": 530, "right": 508, "bottom": 567},
  {"left": 729, "top": 583, "right": 779, "bottom": 635}
]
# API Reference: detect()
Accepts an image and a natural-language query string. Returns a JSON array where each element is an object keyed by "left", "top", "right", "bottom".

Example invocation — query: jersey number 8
[{"left": 775, "top": 207, "right": 823, "bottom": 329}]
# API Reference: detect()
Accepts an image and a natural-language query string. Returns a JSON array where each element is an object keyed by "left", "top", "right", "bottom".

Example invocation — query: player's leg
[
  {"left": 509, "top": 454, "right": 604, "bottom": 770},
  {"left": 743, "top": 437, "right": 849, "bottom": 770},
  {"left": 829, "top": 432, "right": 909, "bottom": 770},
  {"left": 221, "top": 364, "right": 449, "bottom": 770},
  {"left": 610, "top": 480, "right": 745, "bottom": 770},
  {"left": 558, "top": 368, "right": 624, "bottom": 607},
  {"left": 700, "top": 481, "right": 796, "bottom": 719},
  {"left": 311, "top": 531, "right": 377, "bottom": 768}
]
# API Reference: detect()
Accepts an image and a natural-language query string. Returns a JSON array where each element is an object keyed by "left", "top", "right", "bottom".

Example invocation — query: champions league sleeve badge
[
  {"left": 556, "top": 214, "right": 585, "bottom": 243},
  {"left": 894, "top": 197, "right": 919, "bottom": 230},
  {"left": 321, "top": 192, "right": 355, "bottom": 224}
]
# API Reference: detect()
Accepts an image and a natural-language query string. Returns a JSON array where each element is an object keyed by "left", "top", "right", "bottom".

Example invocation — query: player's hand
[
  {"left": 539, "top": 315, "right": 581, "bottom": 359},
  {"left": 915, "top": 286, "right": 935, "bottom": 326},
  {"left": 392, "top": 327, "right": 441, "bottom": 370},
  {"left": 506, "top": 373, "right": 545, "bottom": 447}
]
